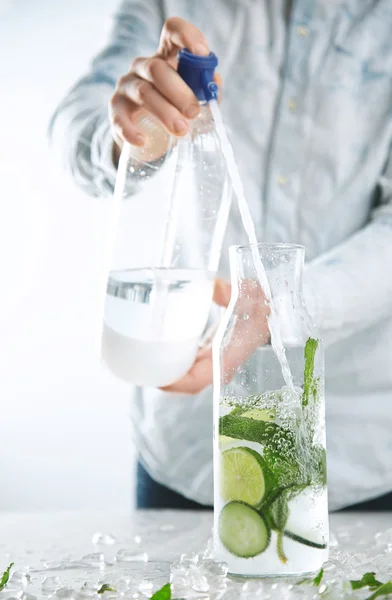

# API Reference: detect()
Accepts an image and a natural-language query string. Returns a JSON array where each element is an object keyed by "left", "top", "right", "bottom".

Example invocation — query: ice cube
[
  {"left": 137, "top": 580, "right": 153, "bottom": 594},
  {"left": 42, "top": 577, "right": 63, "bottom": 594},
  {"left": 92, "top": 533, "right": 116, "bottom": 546},
  {"left": 80, "top": 553, "right": 105, "bottom": 568},
  {"left": 375, "top": 529, "right": 392, "bottom": 549},
  {"left": 320, "top": 580, "right": 353, "bottom": 600},
  {"left": 15, "top": 593, "right": 36, "bottom": 600},
  {"left": 170, "top": 562, "right": 189, "bottom": 589},
  {"left": 113, "top": 578, "right": 131, "bottom": 594},
  {"left": 201, "top": 538, "right": 214, "bottom": 560},
  {"left": 115, "top": 549, "right": 148, "bottom": 563},
  {"left": 179, "top": 553, "right": 199, "bottom": 568},
  {"left": 9, "top": 571, "right": 31, "bottom": 588},
  {"left": 189, "top": 566, "right": 209, "bottom": 593},
  {"left": 79, "top": 582, "right": 99, "bottom": 595},
  {"left": 372, "top": 551, "right": 392, "bottom": 574},
  {"left": 198, "top": 559, "right": 228, "bottom": 579},
  {"left": 328, "top": 548, "right": 363, "bottom": 576},
  {"left": 49, "top": 588, "right": 76, "bottom": 600}
]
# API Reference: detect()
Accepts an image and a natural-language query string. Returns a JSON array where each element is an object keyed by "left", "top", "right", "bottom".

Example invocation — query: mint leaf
[
  {"left": 0, "top": 563, "right": 14, "bottom": 591},
  {"left": 150, "top": 583, "right": 171, "bottom": 600},
  {"left": 302, "top": 338, "right": 318, "bottom": 408},
  {"left": 269, "top": 491, "right": 289, "bottom": 532},
  {"left": 313, "top": 568, "right": 324, "bottom": 586},
  {"left": 219, "top": 413, "right": 283, "bottom": 445},
  {"left": 97, "top": 584, "right": 117, "bottom": 594},
  {"left": 351, "top": 572, "right": 383, "bottom": 591},
  {"left": 350, "top": 572, "right": 392, "bottom": 599},
  {"left": 268, "top": 491, "right": 289, "bottom": 564},
  {"left": 312, "top": 444, "right": 327, "bottom": 487},
  {"left": 365, "top": 582, "right": 392, "bottom": 600}
]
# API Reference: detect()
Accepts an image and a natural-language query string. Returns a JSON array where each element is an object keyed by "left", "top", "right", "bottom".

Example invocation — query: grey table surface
[{"left": 0, "top": 511, "right": 391, "bottom": 599}]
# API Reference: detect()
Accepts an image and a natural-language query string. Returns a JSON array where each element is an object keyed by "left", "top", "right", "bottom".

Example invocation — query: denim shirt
[{"left": 51, "top": 0, "right": 392, "bottom": 510}]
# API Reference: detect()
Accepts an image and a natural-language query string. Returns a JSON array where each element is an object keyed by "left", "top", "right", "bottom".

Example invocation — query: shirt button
[
  {"left": 278, "top": 175, "right": 287, "bottom": 186},
  {"left": 296, "top": 25, "right": 309, "bottom": 36},
  {"left": 288, "top": 98, "right": 297, "bottom": 111}
]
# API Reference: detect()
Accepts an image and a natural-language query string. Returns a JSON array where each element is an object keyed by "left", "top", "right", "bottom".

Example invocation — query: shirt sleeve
[
  {"left": 48, "top": 0, "right": 164, "bottom": 197},
  {"left": 303, "top": 150, "right": 392, "bottom": 347}
]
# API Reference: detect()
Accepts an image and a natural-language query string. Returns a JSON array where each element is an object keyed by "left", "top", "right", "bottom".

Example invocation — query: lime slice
[
  {"left": 219, "top": 434, "right": 236, "bottom": 451},
  {"left": 219, "top": 502, "right": 270, "bottom": 558},
  {"left": 241, "top": 408, "right": 276, "bottom": 421},
  {"left": 221, "top": 447, "right": 269, "bottom": 506}
]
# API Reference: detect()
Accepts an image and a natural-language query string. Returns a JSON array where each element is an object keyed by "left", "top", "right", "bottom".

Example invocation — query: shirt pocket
[{"left": 320, "top": 3, "right": 392, "bottom": 92}]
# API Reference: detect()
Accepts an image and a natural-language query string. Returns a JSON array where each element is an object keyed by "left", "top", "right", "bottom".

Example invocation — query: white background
[{"left": 0, "top": 0, "right": 135, "bottom": 510}]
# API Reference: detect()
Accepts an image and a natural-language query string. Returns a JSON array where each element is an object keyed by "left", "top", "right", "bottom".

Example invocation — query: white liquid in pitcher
[
  {"left": 101, "top": 268, "right": 214, "bottom": 388},
  {"left": 210, "top": 100, "right": 294, "bottom": 392}
]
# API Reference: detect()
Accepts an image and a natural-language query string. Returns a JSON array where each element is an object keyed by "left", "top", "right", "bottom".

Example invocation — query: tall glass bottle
[
  {"left": 101, "top": 51, "right": 231, "bottom": 388},
  {"left": 213, "top": 244, "right": 328, "bottom": 577}
]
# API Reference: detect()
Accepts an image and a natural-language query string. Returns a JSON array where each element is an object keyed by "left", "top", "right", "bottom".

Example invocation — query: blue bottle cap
[{"left": 177, "top": 49, "right": 219, "bottom": 102}]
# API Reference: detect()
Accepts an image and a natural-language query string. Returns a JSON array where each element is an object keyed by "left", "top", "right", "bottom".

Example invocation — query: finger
[
  {"left": 160, "top": 349, "right": 213, "bottom": 394},
  {"left": 118, "top": 74, "right": 190, "bottom": 136},
  {"left": 213, "top": 279, "right": 232, "bottom": 307},
  {"left": 196, "top": 346, "right": 212, "bottom": 360},
  {"left": 157, "top": 17, "right": 210, "bottom": 60},
  {"left": 109, "top": 93, "right": 146, "bottom": 146},
  {"left": 214, "top": 73, "right": 223, "bottom": 87},
  {"left": 131, "top": 56, "right": 200, "bottom": 119}
]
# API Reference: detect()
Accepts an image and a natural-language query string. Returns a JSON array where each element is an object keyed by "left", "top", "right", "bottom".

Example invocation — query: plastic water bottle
[{"left": 101, "top": 50, "right": 232, "bottom": 388}]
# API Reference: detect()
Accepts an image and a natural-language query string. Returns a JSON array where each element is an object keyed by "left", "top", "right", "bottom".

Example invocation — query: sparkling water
[
  {"left": 214, "top": 378, "right": 328, "bottom": 577},
  {"left": 209, "top": 100, "right": 294, "bottom": 392},
  {"left": 101, "top": 267, "right": 214, "bottom": 388}
]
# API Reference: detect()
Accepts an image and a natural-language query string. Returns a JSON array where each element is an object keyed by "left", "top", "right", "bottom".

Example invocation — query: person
[{"left": 50, "top": 1, "right": 392, "bottom": 512}]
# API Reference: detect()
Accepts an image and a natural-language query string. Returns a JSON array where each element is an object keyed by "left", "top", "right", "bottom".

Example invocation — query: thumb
[{"left": 213, "top": 278, "right": 231, "bottom": 307}]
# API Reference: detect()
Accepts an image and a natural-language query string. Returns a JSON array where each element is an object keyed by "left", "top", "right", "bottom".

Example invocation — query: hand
[
  {"left": 160, "top": 279, "right": 271, "bottom": 395},
  {"left": 110, "top": 17, "right": 221, "bottom": 159}
]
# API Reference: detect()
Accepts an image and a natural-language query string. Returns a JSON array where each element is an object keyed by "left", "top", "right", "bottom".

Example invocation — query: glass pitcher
[
  {"left": 213, "top": 243, "right": 329, "bottom": 577},
  {"left": 101, "top": 50, "right": 231, "bottom": 388}
]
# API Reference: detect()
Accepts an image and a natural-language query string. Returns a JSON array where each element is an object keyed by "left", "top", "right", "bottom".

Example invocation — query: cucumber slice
[
  {"left": 221, "top": 447, "right": 270, "bottom": 506},
  {"left": 241, "top": 408, "right": 276, "bottom": 422},
  {"left": 219, "top": 502, "right": 270, "bottom": 558}
]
